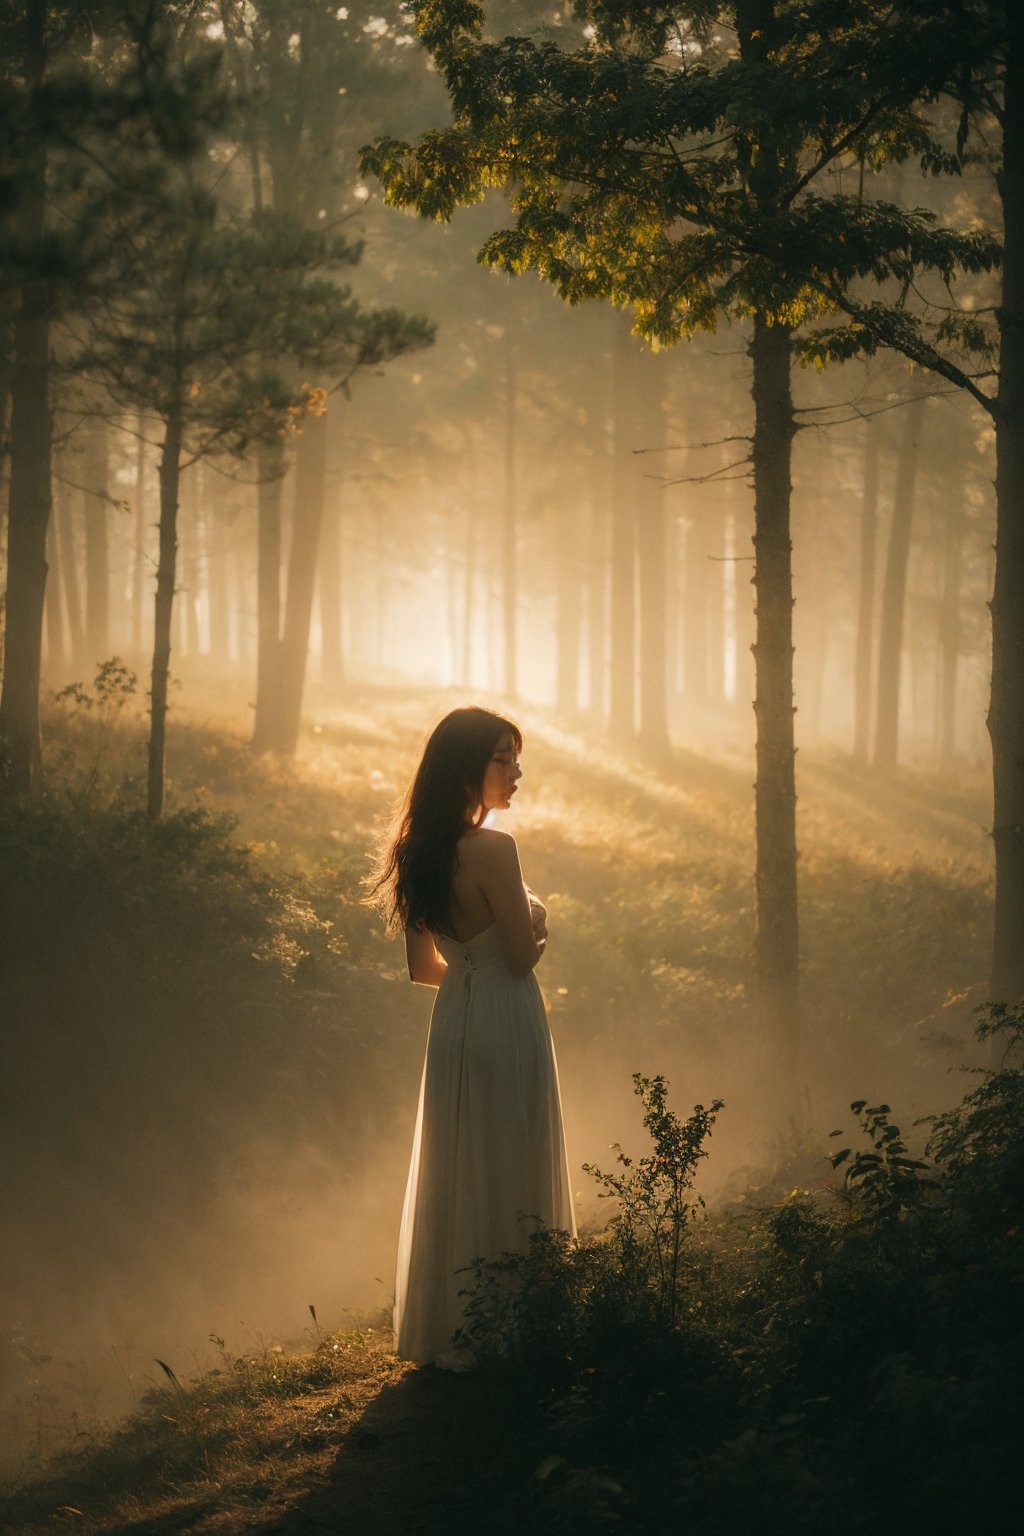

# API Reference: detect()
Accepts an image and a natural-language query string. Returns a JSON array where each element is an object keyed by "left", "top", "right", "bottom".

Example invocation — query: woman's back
[{"left": 444, "top": 828, "right": 499, "bottom": 943}]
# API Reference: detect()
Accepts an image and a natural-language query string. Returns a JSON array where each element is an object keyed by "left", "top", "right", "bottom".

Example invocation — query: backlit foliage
[{"left": 362, "top": 1, "right": 998, "bottom": 357}]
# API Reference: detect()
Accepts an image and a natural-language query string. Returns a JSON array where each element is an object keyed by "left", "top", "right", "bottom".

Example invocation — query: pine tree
[
  {"left": 0, "top": 0, "right": 211, "bottom": 795},
  {"left": 217, "top": 0, "right": 438, "bottom": 751},
  {"left": 83, "top": 182, "right": 431, "bottom": 816}
]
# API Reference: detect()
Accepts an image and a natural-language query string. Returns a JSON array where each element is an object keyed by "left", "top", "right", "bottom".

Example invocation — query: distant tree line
[
  {"left": 0, "top": 1, "right": 1014, "bottom": 1075},
  {"left": 0, "top": 0, "right": 433, "bottom": 816},
  {"left": 363, "top": 0, "right": 1018, "bottom": 1046}
]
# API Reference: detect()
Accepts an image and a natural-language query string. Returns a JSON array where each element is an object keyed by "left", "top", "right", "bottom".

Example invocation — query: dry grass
[
  {"left": 1, "top": 677, "right": 994, "bottom": 1519},
  {"left": 1, "top": 1332, "right": 407, "bottom": 1536}
]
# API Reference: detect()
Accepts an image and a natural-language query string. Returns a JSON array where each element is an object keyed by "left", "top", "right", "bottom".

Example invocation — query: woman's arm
[
  {"left": 405, "top": 924, "right": 448, "bottom": 987},
  {"left": 477, "top": 831, "right": 545, "bottom": 977}
]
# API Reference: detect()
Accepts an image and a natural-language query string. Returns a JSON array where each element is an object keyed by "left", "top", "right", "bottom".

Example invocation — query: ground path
[
  {"left": 262, "top": 1342, "right": 534, "bottom": 1536},
  {"left": 1, "top": 1336, "right": 542, "bottom": 1536}
]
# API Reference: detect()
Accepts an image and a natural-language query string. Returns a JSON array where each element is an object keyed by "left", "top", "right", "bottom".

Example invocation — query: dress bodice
[{"left": 434, "top": 922, "right": 507, "bottom": 973}]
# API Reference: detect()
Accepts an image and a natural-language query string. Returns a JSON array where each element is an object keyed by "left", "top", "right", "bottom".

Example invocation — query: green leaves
[
  {"left": 364, "top": 0, "right": 999, "bottom": 368},
  {"left": 582, "top": 1073, "right": 723, "bottom": 1325},
  {"left": 830, "top": 1099, "right": 935, "bottom": 1219}
]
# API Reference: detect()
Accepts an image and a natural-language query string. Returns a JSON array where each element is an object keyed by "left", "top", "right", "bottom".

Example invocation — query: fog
[{"left": 0, "top": 0, "right": 1001, "bottom": 1483}]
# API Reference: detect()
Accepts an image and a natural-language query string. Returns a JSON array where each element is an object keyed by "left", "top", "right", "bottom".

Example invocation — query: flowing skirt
[{"left": 394, "top": 926, "right": 575, "bottom": 1366}]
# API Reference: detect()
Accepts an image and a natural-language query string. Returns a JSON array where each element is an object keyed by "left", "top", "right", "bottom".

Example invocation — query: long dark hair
[{"left": 367, "top": 706, "right": 523, "bottom": 936}]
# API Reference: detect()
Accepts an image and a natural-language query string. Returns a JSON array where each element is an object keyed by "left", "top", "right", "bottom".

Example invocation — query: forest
[{"left": 0, "top": 1, "right": 1021, "bottom": 1532}]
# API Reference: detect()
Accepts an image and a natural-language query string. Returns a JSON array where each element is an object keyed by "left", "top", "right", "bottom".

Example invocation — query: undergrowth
[
  {"left": 0, "top": 681, "right": 1007, "bottom": 1527},
  {"left": 458, "top": 1008, "right": 1024, "bottom": 1533},
  {"left": 0, "top": 1329, "right": 397, "bottom": 1534}
]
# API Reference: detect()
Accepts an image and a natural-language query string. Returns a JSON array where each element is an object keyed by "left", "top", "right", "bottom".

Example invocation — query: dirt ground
[
  {"left": 260, "top": 1346, "right": 537, "bottom": 1536},
  {"left": 1, "top": 1337, "right": 544, "bottom": 1536}
]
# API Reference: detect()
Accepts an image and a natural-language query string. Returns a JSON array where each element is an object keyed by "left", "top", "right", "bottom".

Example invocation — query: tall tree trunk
[
  {"left": 749, "top": 314, "right": 799, "bottom": 1071},
  {"left": 131, "top": 414, "right": 147, "bottom": 660},
  {"left": 990, "top": 13, "right": 1024, "bottom": 1003},
  {"left": 609, "top": 317, "right": 636, "bottom": 741},
  {"left": 269, "top": 411, "right": 328, "bottom": 755},
  {"left": 853, "top": 413, "right": 881, "bottom": 761},
  {"left": 83, "top": 413, "right": 109, "bottom": 666},
  {"left": 0, "top": 324, "right": 13, "bottom": 542},
  {"left": 252, "top": 445, "right": 285, "bottom": 751},
  {"left": 732, "top": 489, "right": 757, "bottom": 731},
  {"left": 0, "top": 191, "right": 49, "bottom": 780},
  {"left": 180, "top": 464, "right": 201, "bottom": 657},
  {"left": 502, "top": 336, "right": 518, "bottom": 699},
  {"left": 636, "top": 354, "right": 670, "bottom": 760},
  {"left": 802, "top": 511, "right": 831, "bottom": 744},
  {"left": 55, "top": 469, "right": 85, "bottom": 668},
  {"left": 44, "top": 507, "right": 63, "bottom": 674},
  {"left": 148, "top": 408, "right": 182, "bottom": 821},
  {"left": 0, "top": 2, "right": 49, "bottom": 794},
  {"left": 875, "top": 393, "right": 926, "bottom": 769}
]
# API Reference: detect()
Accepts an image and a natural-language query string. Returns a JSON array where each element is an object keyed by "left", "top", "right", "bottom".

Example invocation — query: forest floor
[
  {"left": 0, "top": 1333, "right": 547, "bottom": 1536},
  {"left": 0, "top": 677, "right": 1002, "bottom": 1533}
]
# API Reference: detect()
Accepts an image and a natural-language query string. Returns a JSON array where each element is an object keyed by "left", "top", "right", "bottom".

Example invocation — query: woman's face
[{"left": 480, "top": 730, "right": 522, "bottom": 813}]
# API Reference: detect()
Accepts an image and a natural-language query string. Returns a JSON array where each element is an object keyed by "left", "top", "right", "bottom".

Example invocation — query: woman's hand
[
  {"left": 525, "top": 886, "right": 548, "bottom": 945},
  {"left": 469, "top": 835, "right": 546, "bottom": 976}
]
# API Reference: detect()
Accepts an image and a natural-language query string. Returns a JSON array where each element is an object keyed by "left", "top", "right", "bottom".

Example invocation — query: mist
[{"left": 0, "top": 0, "right": 1014, "bottom": 1524}]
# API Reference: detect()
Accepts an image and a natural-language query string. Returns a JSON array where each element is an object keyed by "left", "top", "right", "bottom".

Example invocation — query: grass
[
  {"left": 0, "top": 1330, "right": 407, "bottom": 1535},
  {"left": 0, "top": 674, "right": 998, "bottom": 1523}
]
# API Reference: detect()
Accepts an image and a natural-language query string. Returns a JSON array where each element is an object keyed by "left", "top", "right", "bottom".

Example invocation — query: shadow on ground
[{"left": 264, "top": 1364, "right": 538, "bottom": 1536}]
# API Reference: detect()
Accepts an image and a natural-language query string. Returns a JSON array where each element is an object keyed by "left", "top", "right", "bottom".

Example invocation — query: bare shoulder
[{"left": 458, "top": 826, "right": 519, "bottom": 868}]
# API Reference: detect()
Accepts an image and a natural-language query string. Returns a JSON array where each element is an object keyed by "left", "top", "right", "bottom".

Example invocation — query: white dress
[{"left": 394, "top": 918, "right": 575, "bottom": 1366}]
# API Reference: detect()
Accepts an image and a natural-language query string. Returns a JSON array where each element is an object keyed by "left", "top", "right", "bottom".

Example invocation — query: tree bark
[
  {"left": 251, "top": 444, "right": 285, "bottom": 751},
  {"left": 749, "top": 314, "right": 800, "bottom": 1069},
  {"left": 0, "top": 303, "right": 49, "bottom": 790},
  {"left": 0, "top": 0, "right": 49, "bottom": 796},
  {"left": 268, "top": 410, "right": 329, "bottom": 754},
  {"left": 875, "top": 393, "right": 926, "bottom": 769},
  {"left": 853, "top": 413, "right": 880, "bottom": 761},
  {"left": 990, "top": 12, "right": 1024, "bottom": 1003},
  {"left": 148, "top": 407, "right": 182, "bottom": 821},
  {"left": 728, "top": 480, "right": 756, "bottom": 729}
]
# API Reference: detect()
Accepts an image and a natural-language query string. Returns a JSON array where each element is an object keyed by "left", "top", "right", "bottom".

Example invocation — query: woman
[{"left": 369, "top": 705, "right": 575, "bottom": 1368}]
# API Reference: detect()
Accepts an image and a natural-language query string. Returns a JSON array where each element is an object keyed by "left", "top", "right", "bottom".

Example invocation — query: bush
[{"left": 458, "top": 1012, "right": 1024, "bottom": 1531}]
